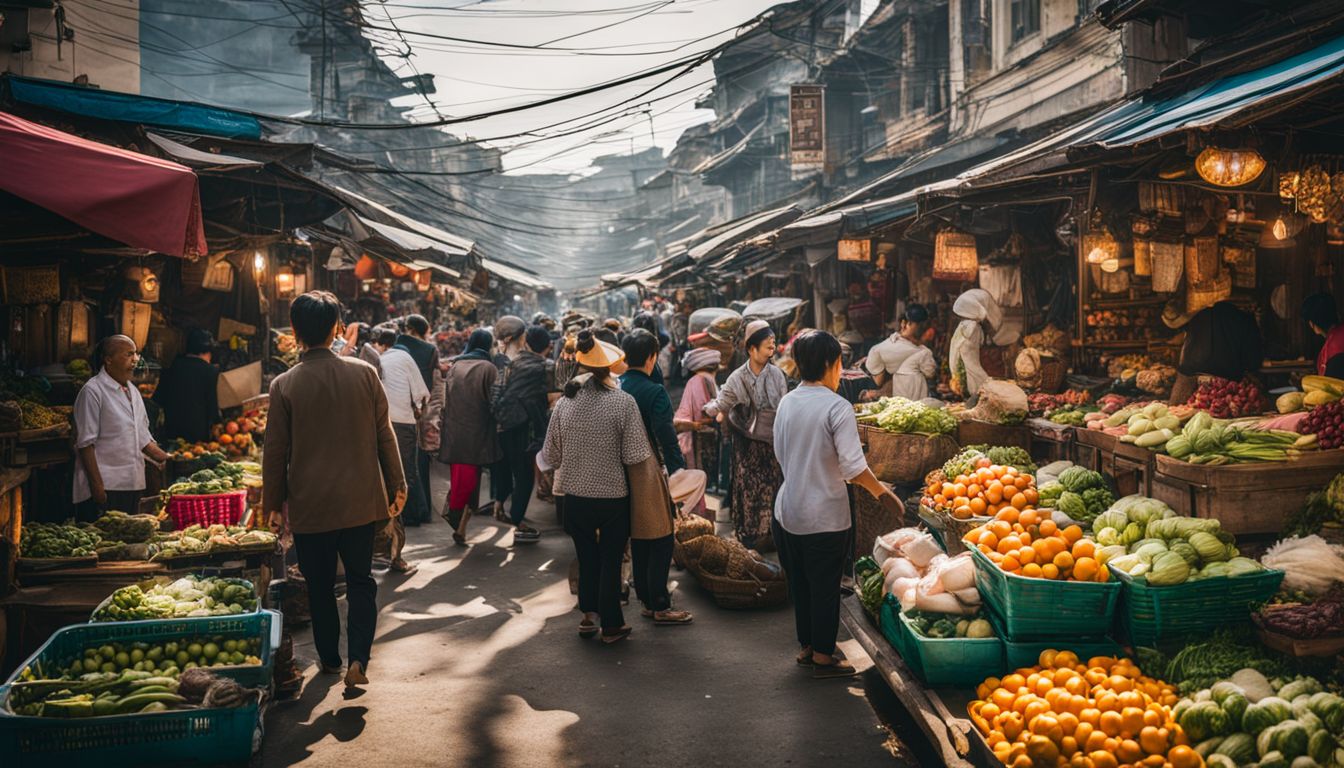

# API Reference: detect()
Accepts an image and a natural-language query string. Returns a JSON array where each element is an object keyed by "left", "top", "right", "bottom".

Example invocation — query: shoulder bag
[
  {"left": 627, "top": 411, "right": 676, "bottom": 541},
  {"left": 725, "top": 369, "right": 776, "bottom": 444}
]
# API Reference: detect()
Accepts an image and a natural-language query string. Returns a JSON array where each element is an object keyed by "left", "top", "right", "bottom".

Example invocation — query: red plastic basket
[{"left": 165, "top": 490, "right": 248, "bottom": 528}]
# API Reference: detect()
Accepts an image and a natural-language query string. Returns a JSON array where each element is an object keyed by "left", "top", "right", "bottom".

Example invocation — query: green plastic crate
[
  {"left": 1111, "top": 566, "right": 1284, "bottom": 647},
  {"left": 896, "top": 610, "right": 1004, "bottom": 687},
  {"left": 0, "top": 611, "right": 278, "bottom": 764},
  {"left": 878, "top": 594, "right": 912, "bottom": 661},
  {"left": 5, "top": 610, "right": 281, "bottom": 691},
  {"left": 989, "top": 611, "right": 1123, "bottom": 669},
  {"left": 969, "top": 546, "right": 1121, "bottom": 641}
]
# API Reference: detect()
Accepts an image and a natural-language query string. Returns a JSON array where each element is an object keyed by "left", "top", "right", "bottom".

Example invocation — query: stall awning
[
  {"left": 328, "top": 185, "right": 473, "bottom": 258},
  {"left": 2, "top": 75, "right": 262, "bottom": 140},
  {"left": 1075, "top": 33, "right": 1344, "bottom": 150},
  {"left": 0, "top": 111, "right": 207, "bottom": 258},
  {"left": 480, "top": 257, "right": 551, "bottom": 291},
  {"left": 693, "top": 123, "right": 764, "bottom": 175},
  {"left": 687, "top": 204, "right": 804, "bottom": 261},
  {"left": 145, "top": 132, "right": 263, "bottom": 169},
  {"left": 406, "top": 259, "right": 461, "bottom": 280}
]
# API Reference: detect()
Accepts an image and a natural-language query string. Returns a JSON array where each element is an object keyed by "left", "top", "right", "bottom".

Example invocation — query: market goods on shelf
[
  {"left": 855, "top": 396, "right": 957, "bottom": 435},
  {"left": 91, "top": 511, "right": 160, "bottom": 543},
  {"left": 1169, "top": 411, "right": 1312, "bottom": 463},
  {"left": 967, "top": 650, "right": 1194, "bottom": 768},
  {"left": 1030, "top": 391, "right": 1093, "bottom": 418},
  {"left": 92, "top": 576, "right": 258, "bottom": 621},
  {"left": 1278, "top": 377, "right": 1344, "bottom": 414},
  {"left": 942, "top": 445, "right": 1038, "bottom": 478},
  {"left": 923, "top": 459, "right": 1039, "bottom": 521},
  {"left": 904, "top": 609, "right": 994, "bottom": 639},
  {"left": 1299, "top": 401, "right": 1344, "bottom": 449},
  {"left": 873, "top": 529, "right": 982, "bottom": 615},
  {"left": 148, "top": 524, "right": 277, "bottom": 560},
  {"left": 1091, "top": 496, "right": 1267, "bottom": 585},
  {"left": 1038, "top": 466, "right": 1115, "bottom": 526},
  {"left": 1048, "top": 405, "right": 1097, "bottom": 426},
  {"left": 1255, "top": 585, "right": 1344, "bottom": 643},
  {"left": 19, "top": 523, "right": 100, "bottom": 558},
  {"left": 1187, "top": 378, "right": 1267, "bottom": 419}
]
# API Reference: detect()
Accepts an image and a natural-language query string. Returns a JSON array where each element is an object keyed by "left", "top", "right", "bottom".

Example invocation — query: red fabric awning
[{"left": 0, "top": 111, "right": 207, "bottom": 258}]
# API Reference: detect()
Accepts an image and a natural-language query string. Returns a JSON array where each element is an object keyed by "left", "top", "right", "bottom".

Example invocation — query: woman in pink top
[{"left": 673, "top": 348, "right": 720, "bottom": 520}]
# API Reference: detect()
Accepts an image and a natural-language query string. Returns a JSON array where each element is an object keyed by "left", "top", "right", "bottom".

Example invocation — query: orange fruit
[
  {"left": 1098, "top": 711, "right": 1123, "bottom": 737},
  {"left": 967, "top": 483, "right": 983, "bottom": 498},
  {"left": 1023, "top": 488, "right": 1039, "bottom": 505},
  {"left": 1011, "top": 492, "right": 1028, "bottom": 510},
  {"left": 1042, "top": 563, "right": 1061, "bottom": 580},
  {"left": 1115, "top": 738, "right": 1143, "bottom": 763},
  {"left": 1072, "top": 540, "right": 1096, "bottom": 559},
  {"left": 990, "top": 520, "right": 1012, "bottom": 539},
  {"left": 1138, "top": 726, "right": 1167, "bottom": 755},
  {"left": 1089, "top": 751, "right": 1118, "bottom": 768},
  {"left": 1119, "top": 707, "right": 1145, "bottom": 737},
  {"left": 1001, "top": 673, "right": 1026, "bottom": 692},
  {"left": 954, "top": 505, "right": 973, "bottom": 520},
  {"left": 1062, "top": 525, "right": 1084, "bottom": 543},
  {"left": 1085, "top": 732, "right": 1109, "bottom": 753},
  {"left": 976, "top": 456, "right": 992, "bottom": 469},
  {"left": 1054, "top": 551, "right": 1076, "bottom": 571},
  {"left": 1039, "top": 519, "right": 1058, "bottom": 537},
  {"left": 978, "top": 530, "right": 999, "bottom": 550},
  {"left": 1019, "top": 509, "right": 1040, "bottom": 527},
  {"left": 953, "top": 482, "right": 967, "bottom": 497},
  {"left": 1078, "top": 707, "right": 1102, "bottom": 727},
  {"left": 1095, "top": 566, "right": 1111, "bottom": 583},
  {"left": 1001, "top": 555, "right": 1021, "bottom": 572},
  {"left": 1073, "top": 557, "right": 1098, "bottom": 582},
  {"left": 992, "top": 688, "right": 1017, "bottom": 710},
  {"left": 969, "top": 497, "right": 988, "bottom": 516},
  {"left": 1021, "top": 563, "right": 1043, "bottom": 578},
  {"left": 1168, "top": 745, "right": 1200, "bottom": 768},
  {"left": 1018, "top": 547, "right": 1037, "bottom": 565},
  {"left": 987, "top": 483, "right": 1005, "bottom": 504},
  {"left": 999, "top": 535, "right": 1022, "bottom": 552}
]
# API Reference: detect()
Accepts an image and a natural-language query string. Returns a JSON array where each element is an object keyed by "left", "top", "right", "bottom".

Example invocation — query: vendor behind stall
[
  {"left": 1167, "top": 300, "right": 1263, "bottom": 404},
  {"left": 153, "top": 328, "right": 220, "bottom": 444},
  {"left": 949, "top": 289, "right": 1005, "bottom": 401},
  {"left": 1303, "top": 293, "right": 1344, "bottom": 377},
  {"left": 864, "top": 304, "right": 936, "bottom": 401},
  {"left": 74, "top": 335, "right": 171, "bottom": 521}
]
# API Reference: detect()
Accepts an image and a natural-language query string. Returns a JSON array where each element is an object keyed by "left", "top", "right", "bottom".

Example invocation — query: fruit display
[
  {"left": 10, "top": 653, "right": 261, "bottom": 718},
  {"left": 1187, "top": 378, "right": 1268, "bottom": 419},
  {"left": 924, "top": 459, "right": 1039, "bottom": 520},
  {"left": 1301, "top": 376, "right": 1344, "bottom": 409},
  {"left": 149, "top": 525, "right": 278, "bottom": 561},
  {"left": 943, "top": 445, "right": 1038, "bottom": 478},
  {"left": 1112, "top": 402, "right": 1193, "bottom": 446},
  {"left": 963, "top": 508, "right": 1109, "bottom": 583},
  {"left": 1096, "top": 393, "right": 1134, "bottom": 415},
  {"left": 1048, "top": 405, "right": 1097, "bottom": 426},
  {"left": 91, "top": 511, "right": 160, "bottom": 544},
  {"left": 1086, "top": 307, "right": 1161, "bottom": 342},
  {"left": 19, "top": 523, "right": 101, "bottom": 558},
  {"left": 966, "top": 650, "right": 1193, "bottom": 768},
  {"left": 856, "top": 397, "right": 957, "bottom": 435},
  {"left": 1090, "top": 496, "right": 1266, "bottom": 586},
  {"left": 1300, "top": 401, "right": 1344, "bottom": 449},
  {"left": 1037, "top": 467, "right": 1115, "bottom": 525},
  {"left": 1169, "top": 672, "right": 1344, "bottom": 768},
  {"left": 159, "top": 462, "right": 255, "bottom": 503},
  {"left": 91, "top": 576, "right": 258, "bottom": 621},
  {"left": 170, "top": 408, "right": 267, "bottom": 461},
  {"left": 1029, "top": 391, "right": 1093, "bottom": 417}
]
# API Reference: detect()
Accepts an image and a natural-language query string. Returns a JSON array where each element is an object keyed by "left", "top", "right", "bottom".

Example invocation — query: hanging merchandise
[
  {"left": 1184, "top": 236, "right": 1220, "bottom": 284},
  {"left": 1150, "top": 240, "right": 1184, "bottom": 292},
  {"left": 1186, "top": 271, "right": 1232, "bottom": 313},
  {"left": 1133, "top": 238, "right": 1153, "bottom": 276},
  {"left": 932, "top": 228, "right": 978, "bottom": 282},
  {"left": 977, "top": 264, "right": 1022, "bottom": 308},
  {"left": 1082, "top": 212, "right": 1119, "bottom": 265},
  {"left": 1222, "top": 241, "right": 1256, "bottom": 289},
  {"left": 1194, "top": 146, "right": 1266, "bottom": 187}
]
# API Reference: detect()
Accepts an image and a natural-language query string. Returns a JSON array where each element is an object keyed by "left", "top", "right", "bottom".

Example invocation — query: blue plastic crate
[{"left": 0, "top": 611, "right": 279, "bottom": 765}]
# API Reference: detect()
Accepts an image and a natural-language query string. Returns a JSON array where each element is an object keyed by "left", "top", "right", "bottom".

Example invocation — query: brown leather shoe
[{"left": 344, "top": 661, "right": 369, "bottom": 688}]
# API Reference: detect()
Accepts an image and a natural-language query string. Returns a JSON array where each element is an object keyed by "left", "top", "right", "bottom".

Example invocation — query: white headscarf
[
  {"left": 949, "top": 289, "right": 1003, "bottom": 398},
  {"left": 952, "top": 288, "right": 1002, "bottom": 330}
]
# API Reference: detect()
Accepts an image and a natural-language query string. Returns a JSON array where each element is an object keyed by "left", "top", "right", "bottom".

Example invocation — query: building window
[{"left": 1010, "top": 0, "right": 1040, "bottom": 42}]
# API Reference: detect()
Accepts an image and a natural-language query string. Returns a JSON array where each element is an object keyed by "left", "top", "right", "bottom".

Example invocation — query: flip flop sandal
[
  {"left": 796, "top": 649, "right": 814, "bottom": 666},
  {"left": 513, "top": 530, "right": 541, "bottom": 545},
  {"left": 578, "top": 619, "right": 598, "bottom": 639},
  {"left": 652, "top": 610, "right": 693, "bottom": 625},
  {"left": 390, "top": 559, "right": 418, "bottom": 575},
  {"left": 600, "top": 626, "right": 632, "bottom": 645},
  {"left": 452, "top": 532, "right": 467, "bottom": 547},
  {"left": 493, "top": 507, "right": 510, "bottom": 523},
  {"left": 812, "top": 659, "right": 857, "bottom": 679}
]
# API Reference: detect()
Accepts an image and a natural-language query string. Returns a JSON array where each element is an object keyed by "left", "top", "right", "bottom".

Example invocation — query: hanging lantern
[
  {"left": 1082, "top": 228, "right": 1119, "bottom": 265},
  {"left": 932, "top": 228, "right": 978, "bottom": 281},
  {"left": 1100, "top": 257, "right": 1121, "bottom": 273},
  {"left": 275, "top": 266, "right": 296, "bottom": 298},
  {"left": 1194, "top": 146, "right": 1265, "bottom": 187}
]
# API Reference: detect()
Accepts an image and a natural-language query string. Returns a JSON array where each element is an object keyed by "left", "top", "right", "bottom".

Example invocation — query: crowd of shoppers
[{"left": 86, "top": 290, "right": 907, "bottom": 689}]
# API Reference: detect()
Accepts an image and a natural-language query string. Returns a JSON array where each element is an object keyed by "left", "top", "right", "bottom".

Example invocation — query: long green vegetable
[{"left": 1164, "top": 632, "right": 1293, "bottom": 693}]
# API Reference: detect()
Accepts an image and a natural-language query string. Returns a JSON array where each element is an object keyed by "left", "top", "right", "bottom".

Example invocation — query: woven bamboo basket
[
  {"left": 685, "top": 557, "right": 788, "bottom": 609},
  {"left": 1151, "top": 241, "right": 1184, "bottom": 292},
  {"left": 1223, "top": 242, "right": 1256, "bottom": 289},
  {"left": 1186, "top": 272, "right": 1232, "bottom": 314},
  {"left": 1039, "top": 358, "right": 1067, "bottom": 393},
  {"left": 1184, "top": 237, "right": 1220, "bottom": 283},
  {"left": 1133, "top": 238, "right": 1153, "bottom": 276},
  {"left": 1091, "top": 264, "right": 1130, "bottom": 294}
]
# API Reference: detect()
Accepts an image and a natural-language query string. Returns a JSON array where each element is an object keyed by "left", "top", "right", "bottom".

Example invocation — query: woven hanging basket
[
  {"left": 1186, "top": 271, "right": 1233, "bottom": 314},
  {"left": 1133, "top": 238, "right": 1153, "bottom": 276},
  {"left": 933, "top": 229, "right": 979, "bottom": 282},
  {"left": 1185, "top": 236, "right": 1220, "bottom": 283},
  {"left": 1151, "top": 240, "right": 1184, "bottom": 292}
]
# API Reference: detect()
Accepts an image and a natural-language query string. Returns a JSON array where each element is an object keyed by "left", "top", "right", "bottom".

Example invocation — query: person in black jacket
[
  {"left": 620, "top": 329, "right": 693, "bottom": 625},
  {"left": 489, "top": 325, "right": 552, "bottom": 543},
  {"left": 154, "top": 329, "right": 220, "bottom": 443},
  {"left": 394, "top": 314, "right": 439, "bottom": 524}
]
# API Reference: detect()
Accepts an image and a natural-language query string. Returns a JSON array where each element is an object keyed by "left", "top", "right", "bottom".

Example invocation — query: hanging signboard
[
  {"left": 789, "top": 84, "right": 825, "bottom": 174},
  {"left": 837, "top": 239, "right": 871, "bottom": 262}
]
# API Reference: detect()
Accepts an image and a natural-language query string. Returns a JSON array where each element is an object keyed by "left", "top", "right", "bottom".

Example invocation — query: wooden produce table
[
  {"left": 858, "top": 425, "right": 958, "bottom": 487},
  {"left": 1026, "top": 418, "right": 1074, "bottom": 465},
  {"left": 1073, "top": 428, "right": 1154, "bottom": 497},
  {"left": 1150, "top": 449, "right": 1344, "bottom": 536},
  {"left": 840, "top": 596, "right": 996, "bottom": 768},
  {"left": 1, "top": 580, "right": 148, "bottom": 675}
]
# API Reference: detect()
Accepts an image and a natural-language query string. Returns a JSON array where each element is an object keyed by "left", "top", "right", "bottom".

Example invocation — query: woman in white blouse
[
  {"left": 703, "top": 319, "right": 788, "bottom": 552},
  {"left": 864, "top": 303, "right": 936, "bottom": 402}
]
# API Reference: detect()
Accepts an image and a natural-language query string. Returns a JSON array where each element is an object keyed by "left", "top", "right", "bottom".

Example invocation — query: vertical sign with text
[{"left": 790, "top": 84, "right": 825, "bottom": 176}]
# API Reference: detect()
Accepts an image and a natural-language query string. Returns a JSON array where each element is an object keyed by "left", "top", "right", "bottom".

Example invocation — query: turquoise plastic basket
[
  {"left": 0, "top": 611, "right": 279, "bottom": 764},
  {"left": 969, "top": 546, "right": 1121, "bottom": 641},
  {"left": 987, "top": 611, "right": 1123, "bottom": 670},
  {"left": 879, "top": 594, "right": 912, "bottom": 660},
  {"left": 896, "top": 611, "right": 1004, "bottom": 687},
  {"left": 1111, "top": 566, "right": 1284, "bottom": 647}
]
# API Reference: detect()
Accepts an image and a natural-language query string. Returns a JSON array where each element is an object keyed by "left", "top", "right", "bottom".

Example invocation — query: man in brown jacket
[{"left": 264, "top": 291, "right": 406, "bottom": 688}]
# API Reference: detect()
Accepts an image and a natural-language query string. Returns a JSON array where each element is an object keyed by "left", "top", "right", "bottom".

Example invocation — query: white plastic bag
[
  {"left": 938, "top": 553, "right": 976, "bottom": 593},
  {"left": 882, "top": 556, "right": 920, "bottom": 582},
  {"left": 893, "top": 577, "right": 920, "bottom": 611},
  {"left": 915, "top": 591, "right": 964, "bottom": 614},
  {"left": 902, "top": 533, "right": 943, "bottom": 569}
]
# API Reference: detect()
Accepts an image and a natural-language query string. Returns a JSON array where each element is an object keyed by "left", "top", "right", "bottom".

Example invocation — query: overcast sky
[{"left": 363, "top": 0, "right": 783, "bottom": 174}]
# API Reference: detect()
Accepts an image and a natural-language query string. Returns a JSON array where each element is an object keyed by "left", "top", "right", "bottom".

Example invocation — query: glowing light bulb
[
  {"left": 253, "top": 251, "right": 265, "bottom": 273},
  {"left": 1273, "top": 218, "right": 1288, "bottom": 240}
]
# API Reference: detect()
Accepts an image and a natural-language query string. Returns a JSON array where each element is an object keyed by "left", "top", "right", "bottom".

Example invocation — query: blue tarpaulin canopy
[{"left": 2, "top": 75, "right": 262, "bottom": 140}]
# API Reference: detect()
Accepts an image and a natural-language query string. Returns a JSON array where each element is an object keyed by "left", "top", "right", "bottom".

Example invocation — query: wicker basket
[
  {"left": 1184, "top": 237, "right": 1220, "bottom": 283},
  {"left": 685, "top": 558, "right": 788, "bottom": 609},
  {"left": 1151, "top": 240, "right": 1184, "bottom": 292},
  {"left": 858, "top": 427, "right": 959, "bottom": 485},
  {"left": 1133, "top": 238, "right": 1153, "bottom": 276},
  {"left": 1038, "top": 358, "right": 1068, "bottom": 393},
  {"left": 1186, "top": 272, "right": 1233, "bottom": 314},
  {"left": 918, "top": 503, "right": 990, "bottom": 555},
  {"left": 1092, "top": 264, "right": 1130, "bottom": 295},
  {"left": 1223, "top": 242, "right": 1256, "bottom": 289},
  {"left": 165, "top": 490, "right": 248, "bottom": 528}
]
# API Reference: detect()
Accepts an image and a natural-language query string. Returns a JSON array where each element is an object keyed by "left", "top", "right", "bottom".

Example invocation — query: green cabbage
[
  {"left": 1189, "top": 531, "right": 1229, "bottom": 562},
  {"left": 1122, "top": 521, "right": 1145, "bottom": 546},
  {"left": 1271, "top": 721, "right": 1311, "bottom": 760},
  {"left": 1133, "top": 541, "right": 1169, "bottom": 562},
  {"left": 1058, "top": 466, "right": 1103, "bottom": 492},
  {"left": 1092, "top": 508, "right": 1128, "bottom": 534},
  {"left": 1210, "top": 681, "right": 1246, "bottom": 705},
  {"left": 1258, "top": 751, "right": 1288, "bottom": 768},
  {"left": 1227, "top": 557, "right": 1266, "bottom": 577},
  {"left": 1038, "top": 481, "right": 1065, "bottom": 506},
  {"left": 1147, "top": 550, "right": 1192, "bottom": 586},
  {"left": 1306, "top": 693, "right": 1344, "bottom": 733},
  {"left": 1095, "top": 527, "right": 1121, "bottom": 547},
  {"left": 1205, "top": 756, "right": 1237, "bottom": 768},
  {"left": 1308, "top": 730, "right": 1334, "bottom": 765},
  {"left": 1057, "top": 491, "right": 1087, "bottom": 519},
  {"left": 1169, "top": 539, "right": 1201, "bottom": 567}
]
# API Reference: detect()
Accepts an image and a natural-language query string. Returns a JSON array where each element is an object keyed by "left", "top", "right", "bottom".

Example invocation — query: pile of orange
[
  {"left": 923, "top": 459, "right": 1039, "bottom": 520},
  {"left": 963, "top": 507, "right": 1110, "bottom": 583},
  {"left": 968, "top": 650, "right": 1200, "bottom": 768}
]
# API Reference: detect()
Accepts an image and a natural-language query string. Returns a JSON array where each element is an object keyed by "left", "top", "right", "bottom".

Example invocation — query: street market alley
[{"left": 260, "top": 463, "right": 930, "bottom": 768}]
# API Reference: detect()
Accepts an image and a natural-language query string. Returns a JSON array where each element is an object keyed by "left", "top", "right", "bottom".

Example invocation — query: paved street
[{"left": 261, "top": 464, "right": 928, "bottom": 768}]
